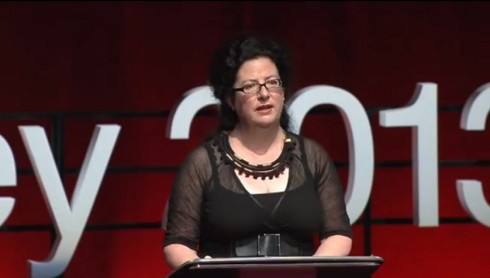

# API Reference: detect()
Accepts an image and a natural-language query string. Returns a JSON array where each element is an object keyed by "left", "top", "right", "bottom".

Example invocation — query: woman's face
[{"left": 230, "top": 56, "right": 284, "bottom": 129}]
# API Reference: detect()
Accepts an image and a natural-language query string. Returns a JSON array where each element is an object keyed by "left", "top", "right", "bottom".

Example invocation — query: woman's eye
[
  {"left": 267, "top": 79, "right": 281, "bottom": 87},
  {"left": 243, "top": 84, "right": 255, "bottom": 90}
]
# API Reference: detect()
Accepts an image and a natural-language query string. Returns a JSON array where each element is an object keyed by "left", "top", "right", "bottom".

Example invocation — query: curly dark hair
[{"left": 207, "top": 33, "right": 293, "bottom": 132}]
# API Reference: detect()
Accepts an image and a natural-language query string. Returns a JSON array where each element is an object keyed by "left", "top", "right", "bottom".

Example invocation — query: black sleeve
[
  {"left": 163, "top": 145, "right": 211, "bottom": 250},
  {"left": 304, "top": 138, "right": 353, "bottom": 239}
]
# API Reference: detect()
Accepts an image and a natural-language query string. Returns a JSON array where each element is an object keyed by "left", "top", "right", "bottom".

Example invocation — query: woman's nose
[{"left": 257, "top": 86, "right": 271, "bottom": 99}]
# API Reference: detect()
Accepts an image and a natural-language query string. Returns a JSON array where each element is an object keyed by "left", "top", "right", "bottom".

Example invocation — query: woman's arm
[
  {"left": 162, "top": 146, "right": 210, "bottom": 269},
  {"left": 163, "top": 244, "right": 200, "bottom": 269},
  {"left": 313, "top": 235, "right": 352, "bottom": 256},
  {"left": 303, "top": 137, "right": 353, "bottom": 256}
]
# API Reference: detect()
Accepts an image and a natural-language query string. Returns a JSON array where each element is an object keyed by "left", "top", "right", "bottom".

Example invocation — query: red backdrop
[{"left": 1, "top": 2, "right": 489, "bottom": 277}]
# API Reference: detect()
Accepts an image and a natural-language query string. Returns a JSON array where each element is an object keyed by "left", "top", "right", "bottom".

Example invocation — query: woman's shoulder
[
  {"left": 180, "top": 139, "right": 215, "bottom": 166},
  {"left": 286, "top": 132, "right": 332, "bottom": 162},
  {"left": 287, "top": 132, "right": 325, "bottom": 151}
]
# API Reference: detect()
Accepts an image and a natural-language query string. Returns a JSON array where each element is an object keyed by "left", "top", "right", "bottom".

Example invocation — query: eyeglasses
[{"left": 233, "top": 78, "right": 283, "bottom": 95}]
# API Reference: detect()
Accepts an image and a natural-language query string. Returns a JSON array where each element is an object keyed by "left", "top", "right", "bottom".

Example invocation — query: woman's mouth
[{"left": 256, "top": 104, "right": 273, "bottom": 111}]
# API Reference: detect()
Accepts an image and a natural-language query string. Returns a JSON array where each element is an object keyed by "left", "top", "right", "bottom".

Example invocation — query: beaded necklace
[{"left": 217, "top": 130, "right": 295, "bottom": 180}]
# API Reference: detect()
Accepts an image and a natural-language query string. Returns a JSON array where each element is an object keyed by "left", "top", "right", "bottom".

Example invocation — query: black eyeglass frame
[{"left": 233, "top": 78, "right": 283, "bottom": 95}]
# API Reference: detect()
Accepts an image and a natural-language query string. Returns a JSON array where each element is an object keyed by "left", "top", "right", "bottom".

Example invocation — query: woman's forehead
[{"left": 236, "top": 57, "right": 279, "bottom": 81}]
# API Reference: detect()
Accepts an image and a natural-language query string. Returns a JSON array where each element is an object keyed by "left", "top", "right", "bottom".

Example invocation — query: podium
[{"left": 167, "top": 256, "right": 384, "bottom": 278}]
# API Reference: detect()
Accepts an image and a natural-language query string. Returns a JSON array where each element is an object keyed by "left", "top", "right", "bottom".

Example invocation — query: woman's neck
[{"left": 229, "top": 124, "right": 284, "bottom": 156}]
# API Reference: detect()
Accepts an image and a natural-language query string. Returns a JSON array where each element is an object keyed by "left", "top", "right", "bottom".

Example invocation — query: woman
[{"left": 163, "top": 34, "right": 352, "bottom": 269}]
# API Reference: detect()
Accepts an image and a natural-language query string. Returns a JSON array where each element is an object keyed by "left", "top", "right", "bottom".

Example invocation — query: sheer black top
[{"left": 163, "top": 132, "right": 352, "bottom": 256}]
